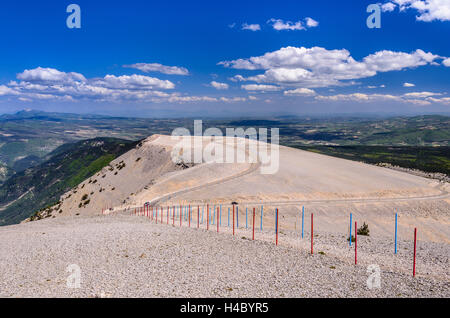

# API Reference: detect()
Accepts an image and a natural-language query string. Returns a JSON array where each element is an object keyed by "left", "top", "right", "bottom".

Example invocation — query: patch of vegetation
[{"left": 357, "top": 223, "right": 370, "bottom": 236}]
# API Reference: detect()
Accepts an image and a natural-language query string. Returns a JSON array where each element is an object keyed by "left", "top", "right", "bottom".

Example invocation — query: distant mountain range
[{"left": 0, "top": 110, "right": 448, "bottom": 226}]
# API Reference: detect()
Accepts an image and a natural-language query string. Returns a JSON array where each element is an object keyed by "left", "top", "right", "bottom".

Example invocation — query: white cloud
[
  {"left": 17, "top": 67, "right": 86, "bottom": 84},
  {"left": 168, "top": 95, "right": 218, "bottom": 103},
  {"left": 210, "top": 81, "right": 229, "bottom": 90},
  {"left": 284, "top": 88, "right": 316, "bottom": 96},
  {"left": 241, "top": 84, "right": 281, "bottom": 91},
  {"left": 267, "top": 18, "right": 319, "bottom": 31},
  {"left": 3, "top": 67, "right": 178, "bottom": 103},
  {"left": 314, "top": 90, "right": 449, "bottom": 106},
  {"left": 443, "top": 58, "right": 450, "bottom": 67},
  {"left": 220, "top": 97, "right": 247, "bottom": 102},
  {"left": 123, "top": 63, "right": 189, "bottom": 75},
  {"left": 381, "top": 2, "right": 397, "bottom": 12},
  {"left": 219, "top": 46, "right": 443, "bottom": 88},
  {"left": 403, "top": 82, "right": 415, "bottom": 87},
  {"left": 124, "top": 63, "right": 189, "bottom": 75},
  {"left": 305, "top": 17, "right": 319, "bottom": 27},
  {"left": 427, "top": 97, "right": 450, "bottom": 104},
  {"left": 242, "top": 23, "right": 261, "bottom": 31},
  {"left": 0, "top": 85, "right": 19, "bottom": 96},
  {"left": 268, "top": 19, "right": 305, "bottom": 31},
  {"left": 229, "top": 75, "right": 246, "bottom": 82},
  {"left": 1, "top": 67, "right": 261, "bottom": 105},
  {"left": 403, "top": 91, "right": 441, "bottom": 98},
  {"left": 248, "top": 95, "right": 258, "bottom": 100},
  {"left": 95, "top": 74, "right": 175, "bottom": 90},
  {"left": 384, "top": 0, "right": 450, "bottom": 22}
]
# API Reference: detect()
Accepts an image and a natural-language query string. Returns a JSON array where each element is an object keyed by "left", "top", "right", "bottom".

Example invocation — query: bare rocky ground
[{"left": 1, "top": 213, "right": 448, "bottom": 298}]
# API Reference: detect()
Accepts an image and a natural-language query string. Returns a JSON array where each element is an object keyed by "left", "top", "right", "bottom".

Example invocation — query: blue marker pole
[
  {"left": 301, "top": 206, "right": 304, "bottom": 239},
  {"left": 260, "top": 206, "right": 263, "bottom": 232},
  {"left": 395, "top": 212, "right": 398, "bottom": 254},
  {"left": 201, "top": 206, "right": 204, "bottom": 224},
  {"left": 236, "top": 206, "right": 239, "bottom": 228},
  {"left": 213, "top": 206, "right": 216, "bottom": 225},
  {"left": 246, "top": 208, "right": 248, "bottom": 229},
  {"left": 349, "top": 213, "right": 353, "bottom": 247}
]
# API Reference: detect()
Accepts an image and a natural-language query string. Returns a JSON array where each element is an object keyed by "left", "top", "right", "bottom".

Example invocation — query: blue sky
[{"left": 0, "top": 0, "right": 449, "bottom": 117}]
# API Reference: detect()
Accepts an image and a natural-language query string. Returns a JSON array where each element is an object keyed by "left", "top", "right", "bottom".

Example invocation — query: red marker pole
[
  {"left": 413, "top": 228, "right": 417, "bottom": 277},
  {"left": 355, "top": 221, "right": 358, "bottom": 265},
  {"left": 276, "top": 208, "right": 279, "bottom": 246},
  {"left": 311, "top": 213, "right": 314, "bottom": 255},
  {"left": 233, "top": 205, "right": 235, "bottom": 236},
  {"left": 197, "top": 206, "right": 200, "bottom": 229},
  {"left": 217, "top": 207, "right": 219, "bottom": 232},
  {"left": 252, "top": 208, "right": 255, "bottom": 240}
]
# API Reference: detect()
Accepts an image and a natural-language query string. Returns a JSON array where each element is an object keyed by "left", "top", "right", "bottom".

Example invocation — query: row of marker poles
[
  {"left": 349, "top": 211, "right": 417, "bottom": 276},
  {"left": 131, "top": 203, "right": 420, "bottom": 277}
]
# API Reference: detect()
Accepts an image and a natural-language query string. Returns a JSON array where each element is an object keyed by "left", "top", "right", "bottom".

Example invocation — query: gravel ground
[{"left": 0, "top": 213, "right": 448, "bottom": 298}]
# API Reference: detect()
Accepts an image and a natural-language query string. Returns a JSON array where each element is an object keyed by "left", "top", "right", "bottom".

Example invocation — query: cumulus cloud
[
  {"left": 0, "top": 85, "right": 19, "bottom": 96},
  {"left": 268, "top": 19, "right": 305, "bottom": 31},
  {"left": 210, "top": 81, "right": 229, "bottom": 90},
  {"left": 305, "top": 17, "right": 319, "bottom": 27},
  {"left": 241, "top": 84, "right": 281, "bottom": 91},
  {"left": 381, "top": 2, "right": 397, "bottom": 12},
  {"left": 124, "top": 63, "right": 189, "bottom": 75},
  {"left": 315, "top": 91, "right": 449, "bottom": 106},
  {"left": 17, "top": 67, "right": 86, "bottom": 84},
  {"left": 383, "top": 0, "right": 450, "bottom": 22},
  {"left": 443, "top": 58, "right": 450, "bottom": 67},
  {"left": 267, "top": 17, "right": 319, "bottom": 31},
  {"left": 403, "top": 82, "right": 415, "bottom": 87},
  {"left": 219, "top": 46, "right": 443, "bottom": 88},
  {"left": 283, "top": 88, "right": 316, "bottom": 96},
  {"left": 220, "top": 97, "right": 247, "bottom": 102},
  {"left": 95, "top": 74, "right": 175, "bottom": 90},
  {"left": 2, "top": 67, "right": 251, "bottom": 104},
  {"left": 242, "top": 23, "right": 261, "bottom": 31},
  {"left": 3, "top": 67, "right": 178, "bottom": 103},
  {"left": 403, "top": 91, "right": 441, "bottom": 98}
]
